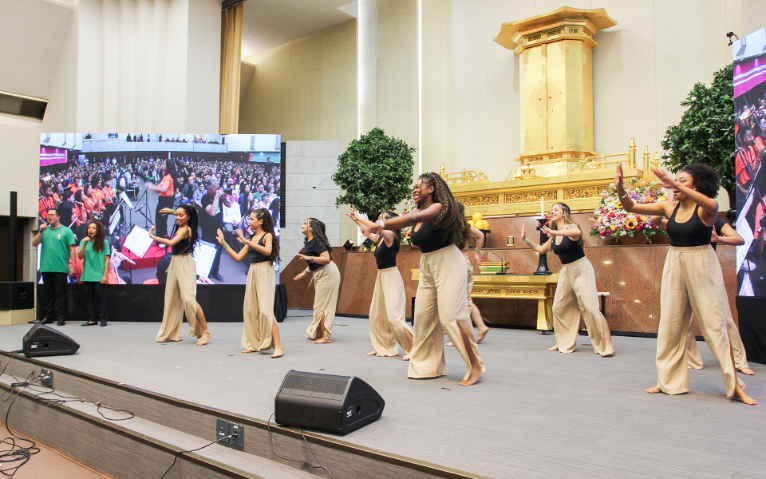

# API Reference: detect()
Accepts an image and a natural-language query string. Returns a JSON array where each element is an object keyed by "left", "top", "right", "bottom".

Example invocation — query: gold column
[
  {"left": 495, "top": 7, "right": 616, "bottom": 175},
  {"left": 219, "top": 3, "right": 244, "bottom": 134}
]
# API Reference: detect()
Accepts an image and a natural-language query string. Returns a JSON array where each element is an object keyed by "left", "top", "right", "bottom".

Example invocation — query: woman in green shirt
[{"left": 78, "top": 220, "right": 110, "bottom": 327}]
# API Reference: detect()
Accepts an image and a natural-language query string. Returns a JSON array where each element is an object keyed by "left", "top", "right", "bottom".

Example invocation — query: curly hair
[
  {"left": 171, "top": 203, "right": 199, "bottom": 255},
  {"left": 304, "top": 218, "right": 332, "bottom": 251},
  {"left": 252, "top": 208, "right": 280, "bottom": 262},
  {"left": 86, "top": 220, "right": 106, "bottom": 253},
  {"left": 681, "top": 163, "right": 720, "bottom": 199},
  {"left": 382, "top": 211, "right": 402, "bottom": 252},
  {"left": 418, "top": 172, "right": 473, "bottom": 249}
]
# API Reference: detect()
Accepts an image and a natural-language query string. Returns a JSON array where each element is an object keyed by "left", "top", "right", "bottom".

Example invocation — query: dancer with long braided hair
[
  {"left": 151, "top": 204, "right": 211, "bottom": 345},
  {"left": 217, "top": 208, "right": 284, "bottom": 357},
  {"left": 293, "top": 218, "right": 341, "bottom": 344},
  {"left": 366, "top": 172, "right": 484, "bottom": 386}
]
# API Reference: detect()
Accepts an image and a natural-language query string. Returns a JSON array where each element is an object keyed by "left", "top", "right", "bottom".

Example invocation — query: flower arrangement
[
  {"left": 399, "top": 199, "right": 417, "bottom": 245},
  {"left": 590, "top": 178, "right": 668, "bottom": 243}
]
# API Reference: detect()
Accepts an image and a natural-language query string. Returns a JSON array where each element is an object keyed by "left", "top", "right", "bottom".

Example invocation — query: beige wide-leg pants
[
  {"left": 368, "top": 267, "right": 413, "bottom": 356},
  {"left": 156, "top": 254, "right": 201, "bottom": 341},
  {"left": 551, "top": 256, "right": 607, "bottom": 354},
  {"left": 408, "top": 245, "right": 484, "bottom": 380},
  {"left": 242, "top": 262, "right": 276, "bottom": 352},
  {"left": 464, "top": 253, "right": 475, "bottom": 309},
  {"left": 306, "top": 261, "right": 341, "bottom": 340},
  {"left": 657, "top": 246, "right": 737, "bottom": 397},
  {"left": 685, "top": 291, "right": 750, "bottom": 370}
]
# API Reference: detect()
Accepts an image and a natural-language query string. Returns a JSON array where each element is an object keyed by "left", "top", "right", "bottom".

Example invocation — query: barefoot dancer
[
  {"left": 151, "top": 205, "right": 211, "bottom": 346},
  {"left": 447, "top": 226, "right": 490, "bottom": 347},
  {"left": 292, "top": 218, "right": 340, "bottom": 344},
  {"left": 348, "top": 207, "right": 414, "bottom": 359},
  {"left": 217, "top": 208, "right": 284, "bottom": 358},
  {"left": 616, "top": 163, "right": 755, "bottom": 404},
  {"left": 365, "top": 172, "right": 484, "bottom": 386},
  {"left": 649, "top": 216, "right": 754, "bottom": 376},
  {"left": 521, "top": 202, "right": 615, "bottom": 357}
]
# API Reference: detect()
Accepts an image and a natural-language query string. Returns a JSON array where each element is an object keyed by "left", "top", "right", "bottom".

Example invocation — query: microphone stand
[{"left": 483, "top": 248, "right": 508, "bottom": 274}]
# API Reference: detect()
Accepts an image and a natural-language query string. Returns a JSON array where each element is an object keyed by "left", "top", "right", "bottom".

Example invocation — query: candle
[{"left": 540, "top": 196, "right": 545, "bottom": 217}]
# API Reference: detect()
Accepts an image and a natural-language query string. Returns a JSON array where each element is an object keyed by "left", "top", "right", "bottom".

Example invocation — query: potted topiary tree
[
  {"left": 333, "top": 127, "right": 416, "bottom": 220},
  {"left": 661, "top": 63, "right": 735, "bottom": 207}
]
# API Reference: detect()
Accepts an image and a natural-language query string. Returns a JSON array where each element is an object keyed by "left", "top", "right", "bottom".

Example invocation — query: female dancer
[
  {"left": 150, "top": 204, "right": 211, "bottom": 346},
  {"left": 216, "top": 208, "right": 284, "bottom": 357},
  {"left": 292, "top": 218, "right": 340, "bottom": 344},
  {"left": 521, "top": 203, "right": 615, "bottom": 356},
  {"left": 648, "top": 215, "right": 754, "bottom": 375},
  {"left": 347, "top": 206, "right": 414, "bottom": 359},
  {"left": 616, "top": 162, "right": 755, "bottom": 404},
  {"left": 447, "top": 226, "right": 489, "bottom": 347},
  {"left": 365, "top": 172, "right": 484, "bottom": 386},
  {"left": 78, "top": 220, "right": 110, "bottom": 327},
  {"left": 146, "top": 158, "right": 178, "bottom": 241}
]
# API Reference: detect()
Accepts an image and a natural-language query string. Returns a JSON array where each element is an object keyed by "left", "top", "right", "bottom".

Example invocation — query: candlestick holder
[{"left": 534, "top": 217, "right": 552, "bottom": 275}]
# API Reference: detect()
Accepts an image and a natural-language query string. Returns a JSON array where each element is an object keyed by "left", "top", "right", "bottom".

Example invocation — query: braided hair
[
  {"left": 253, "top": 208, "right": 280, "bottom": 262},
  {"left": 171, "top": 203, "right": 199, "bottom": 255},
  {"left": 417, "top": 172, "right": 473, "bottom": 250},
  {"left": 305, "top": 218, "right": 332, "bottom": 251}
]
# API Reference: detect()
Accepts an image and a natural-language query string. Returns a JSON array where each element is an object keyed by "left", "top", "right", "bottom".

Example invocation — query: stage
[{"left": 1, "top": 312, "right": 765, "bottom": 478}]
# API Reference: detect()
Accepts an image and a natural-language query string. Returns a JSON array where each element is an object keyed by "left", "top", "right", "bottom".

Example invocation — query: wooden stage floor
[{"left": 1, "top": 311, "right": 764, "bottom": 478}]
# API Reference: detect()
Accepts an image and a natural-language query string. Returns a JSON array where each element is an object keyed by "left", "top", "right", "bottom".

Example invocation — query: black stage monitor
[
  {"left": 23, "top": 324, "right": 80, "bottom": 358},
  {"left": 275, "top": 370, "right": 384, "bottom": 435}
]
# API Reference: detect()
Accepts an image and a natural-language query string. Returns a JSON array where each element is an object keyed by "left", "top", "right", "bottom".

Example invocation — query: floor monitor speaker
[
  {"left": 275, "top": 370, "right": 384, "bottom": 435},
  {"left": 23, "top": 324, "right": 80, "bottom": 357}
]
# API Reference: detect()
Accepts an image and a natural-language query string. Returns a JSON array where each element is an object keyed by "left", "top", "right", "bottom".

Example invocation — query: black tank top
[
  {"left": 711, "top": 218, "right": 727, "bottom": 251},
  {"left": 172, "top": 237, "right": 190, "bottom": 255},
  {"left": 411, "top": 221, "right": 450, "bottom": 253},
  {"left": 374, "top": 237, "right": 398, "bottom": 269},
  {"left": 551, "top": 235, "right": 585, "bottom": 265},
  {"left": 249, "top": 234, "right": 270, "bottom": 264},
  {"left": 666, "top": 203, "right": 712, "bottom": 247}
]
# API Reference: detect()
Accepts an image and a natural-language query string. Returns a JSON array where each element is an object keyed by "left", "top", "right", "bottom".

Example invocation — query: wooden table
[{"left": 411, "top": 270, "right": 560, "bottom": 332}]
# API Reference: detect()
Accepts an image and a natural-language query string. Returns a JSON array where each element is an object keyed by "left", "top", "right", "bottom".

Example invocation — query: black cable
[
  {"left": 266, "top": 413, "right": 334, "bottom": 479},
  {"left": 0, "top": 374, "right": 41, "bottom": 478},
  {"left": 0, "top": 352, "right": 21, "bottom": 379},
  {"left": 159, "top": 435, "right": 231, "bottom": 479}
]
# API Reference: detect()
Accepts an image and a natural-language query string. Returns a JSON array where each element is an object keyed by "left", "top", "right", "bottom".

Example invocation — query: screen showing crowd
[{"left": 38, "top": 133, "right": 282, "bottom": 286}]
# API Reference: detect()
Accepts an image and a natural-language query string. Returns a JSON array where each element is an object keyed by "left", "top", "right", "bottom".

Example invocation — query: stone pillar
[
  {"left": 358, "top": 0, "right": 378, "bottom": 137},
  {"left": 494, "top": 7, "right": 616, "bottom": 176}
]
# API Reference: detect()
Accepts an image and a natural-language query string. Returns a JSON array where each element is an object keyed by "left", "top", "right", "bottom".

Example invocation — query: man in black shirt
[
  {"left": 58, "top": 189, "right": 76, "bottom": 229},
  {"left": 199, "top": 178, "right": 227, "bottom": 282}
]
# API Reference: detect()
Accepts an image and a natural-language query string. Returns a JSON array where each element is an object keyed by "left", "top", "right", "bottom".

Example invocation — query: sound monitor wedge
[{"left": 23, "top": 324, "right": 80, "bottom": 358}]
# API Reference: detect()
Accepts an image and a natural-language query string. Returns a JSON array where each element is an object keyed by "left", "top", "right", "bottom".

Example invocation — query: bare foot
[
  {"left": 477, "top": 328, "right": 489, "bottom": 343},
  {"left": 446, "top": 342, "right": 454, "bottom": 347},
  {"left": 459, "top": 366, "right": 483, "bottom": 386},
  {"left": 196, "top": 331, "right": 210, "bottom": 346},
  {"left": 600, "top": 346, "right": 616, "bottom": 357},
  {"left": 402, "top": 354, "right": 411, "bottom": 361},
  {"left": 312, "top": 338, "right": 331, "bottom": 344},
  {"left": 548, "top": 344, "right": 559, "bottom": 351},
  {"left": 241, "top": 349, "right": 255, "bottom": 354},
  {"left": 646, "top": 385, "right": 662, "bottom": 394},
  {"left": 739, "top": 367, "right": 755, "bottom": 376},
  {"left": 271, "top": 348, "right": 284, "bottom": 358},
  {"left": 733, "top": 383, "right": 757, "bottom": 405},
  {"left": 366, "top": 351, "right": 377, "bottom": 356}
]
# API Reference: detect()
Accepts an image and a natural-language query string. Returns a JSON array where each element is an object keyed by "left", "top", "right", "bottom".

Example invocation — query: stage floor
[{"left": 2, "top": 313, "right": 765, "bottom": 478}]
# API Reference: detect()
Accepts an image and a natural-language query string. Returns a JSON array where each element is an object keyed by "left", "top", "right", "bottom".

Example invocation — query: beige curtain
[{"left": 219, "top": 3, "right": 243, "bottom": 134}]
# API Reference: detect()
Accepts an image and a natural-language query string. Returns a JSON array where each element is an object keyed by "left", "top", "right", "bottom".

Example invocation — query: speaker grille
[{"left": 283, "top": 371, "right": 349, "bottom": 397}]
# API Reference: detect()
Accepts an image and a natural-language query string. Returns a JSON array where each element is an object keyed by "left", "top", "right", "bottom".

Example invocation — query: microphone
[{"left": 483, "top": 248, "right": 508, "bottom": 275}]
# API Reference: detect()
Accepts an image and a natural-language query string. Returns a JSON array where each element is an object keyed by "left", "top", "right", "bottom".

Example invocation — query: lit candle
[{"left": 540, "top": 196, "right": 544, "bottom": 217}]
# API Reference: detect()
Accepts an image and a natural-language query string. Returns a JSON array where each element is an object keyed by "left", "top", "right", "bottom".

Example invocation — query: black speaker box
[
  {"left": 275, "top": 370, "right": 384, "bottom": 435},
  {"left": 23, "top": 324, "right": 80, "bottom": 358},
  {"left": 0, "top": 282, "right": 34, "bottom": 310}
]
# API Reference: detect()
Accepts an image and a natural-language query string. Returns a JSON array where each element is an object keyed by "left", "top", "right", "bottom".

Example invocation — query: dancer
[
  {"left": 78, "top": 220, "right": 110, "bottom": 327},
  {"left": 616, "top": 163, "right": 755, "bottom": 404},
  {"left": 145, "top": 158, "right": 177, "bottom": 243},
  {"left": 216, "top": 208, "right": 283, "bottom": 357},
  {"left": 649, "top": 215, "right": 754, "bottom": 375},
  {"left": 521, "top": 203, "right": 615, "bottom": 356},
  {"left": 365, "top": 172, "right": 484, "bottom": 386},
  {"left": 292, "top": 218, "right": 340, "bottom": 344},
  {"left": 447, "top": 226, "right": 490, "bottom": 346},
  {"left": 347, "top": 206, "right": 414, "bottom": 359},
  {"left": 150, "top": 204, "right": 211, "bottom": 346}
]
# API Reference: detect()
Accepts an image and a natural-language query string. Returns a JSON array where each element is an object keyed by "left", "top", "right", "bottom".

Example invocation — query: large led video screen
[
  {"left": 37, "top": 133, "right": 282, "bottom": 286},
  {"left": 734, "top": 29, "right": 766, "bottom": 296}
]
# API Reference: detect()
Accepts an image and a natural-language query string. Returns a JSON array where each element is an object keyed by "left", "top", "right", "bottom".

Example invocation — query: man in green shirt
[{"left": 32, "top": 208, "right": 76, "bottom": 325}]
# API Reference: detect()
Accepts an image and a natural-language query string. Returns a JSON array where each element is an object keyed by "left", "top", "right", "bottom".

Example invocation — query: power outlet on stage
[
  {"left": 40, "top": 368, "right": 52, "bottom": 388},
  {"left": 229, "top": 423, "right": 243, "bottom": 448},
  {"left": 216, "top": 419, "right": 230, "bottom": 444}
]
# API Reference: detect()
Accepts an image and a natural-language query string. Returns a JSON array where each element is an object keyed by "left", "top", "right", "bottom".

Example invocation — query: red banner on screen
[
  {"left": 734, "top": 55, "right": 766, "bottom": 98},
  {"left": 40, "top": 146, "right": 67, "bottom": 166}
]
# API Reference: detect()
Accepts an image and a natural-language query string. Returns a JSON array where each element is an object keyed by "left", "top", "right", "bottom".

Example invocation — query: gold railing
[{"left": 439, "top": 164, "right": 489, "bottom": 186}]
